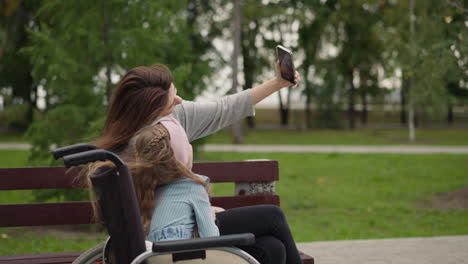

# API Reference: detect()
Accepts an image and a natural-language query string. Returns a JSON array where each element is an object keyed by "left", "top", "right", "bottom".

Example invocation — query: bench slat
[
  {"left": 0, "top": 202, "right": 94, "bottom": 227},
  {"left": 0, "top": 161, "right": 278, "bottom": 190},
  {"left": 193, "top": 161, "right": 278, "bottom": 183},
  {"left": 211, "top": 195, "right": 280, "bottom": 209},
  {"left": 0, "top": 251, "right": 82, "bottom": 264},
  {"left": 0, "top": 167, "right": 78, "bottom": 190},
  {"left": 0, "top": 195, "right": 279, "bottom": 227}
]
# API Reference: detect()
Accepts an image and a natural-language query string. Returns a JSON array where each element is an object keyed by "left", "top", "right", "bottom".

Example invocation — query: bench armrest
[{"left": 152, "top": 233, "right": 255, "bottom": 253}]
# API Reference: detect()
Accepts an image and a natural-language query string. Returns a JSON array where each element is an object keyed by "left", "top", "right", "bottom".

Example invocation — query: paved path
[
  {"left": 202, "top": 144, "right": 468, "bottom": 154},
  {"left": 0, "top": 143, "right": 30, "bottom": 150},
  {"left": 297, "top": 235, "right": 468, "bottom": 264},
  {"left": 3, "top": 143, "right": 468, "bottom": 154}
]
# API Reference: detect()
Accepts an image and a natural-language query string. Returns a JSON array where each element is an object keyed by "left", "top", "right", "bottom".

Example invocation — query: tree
[
  {"left": 240, "top": 0, "right": 272, "bottom": 128},
  {"left": 296, "top": 0, "right": 337, "bottom": 129},
  {"left": 0, "top": 0, "right": 41, "bottom": 130},
  {"left": 381, "top": 0, "right": 465, "bottom": 140},
  {"left": 261, "top": 2, "right": 298, "bottom": 127},
  {"left": 22, "top": 0, "right": 218, "bottom": 165},
  {"left": 18, "top": 1, "right": 220, "bottom": 204},
  {"left": 230, "top": 0, "right": 243, "bottom": 144},
  {"left": 328, "top": 0, "right": 385, "bottom": 129}
]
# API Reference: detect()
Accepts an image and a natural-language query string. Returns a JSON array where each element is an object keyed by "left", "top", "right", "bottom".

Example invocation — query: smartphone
[{"left": 276, "top": 45, "right": 296, "bottom": 84}]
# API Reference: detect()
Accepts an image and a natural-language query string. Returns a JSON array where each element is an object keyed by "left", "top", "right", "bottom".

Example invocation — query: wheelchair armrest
[{"left": 152, "top": 233, "right": 255, "bottom": 253}]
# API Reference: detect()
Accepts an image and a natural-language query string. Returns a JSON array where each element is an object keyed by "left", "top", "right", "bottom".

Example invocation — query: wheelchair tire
[{"left": 72, "top": 241, "right": 106, "bottom": 264}]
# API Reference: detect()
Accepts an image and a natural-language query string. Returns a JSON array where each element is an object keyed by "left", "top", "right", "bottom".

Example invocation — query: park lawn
[
  {"left": 3, "top": 127, "right": 468, "bottom": 146},
  {"left": 205, "top": 127, "right": 468, "bottom": 146},
  {"left": 1, "top": 150, "right": 468, "bottom": 254},
  {"left": 201, "top": 152, "right": 468, "bottom": 242},
  {"left": 0, "top": 133, "right": 26, "bottom": 142}
]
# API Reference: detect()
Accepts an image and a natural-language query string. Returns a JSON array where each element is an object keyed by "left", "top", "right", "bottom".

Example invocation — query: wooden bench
[{"left": 0, "top": 160, "right": 314, "bottom": 264}]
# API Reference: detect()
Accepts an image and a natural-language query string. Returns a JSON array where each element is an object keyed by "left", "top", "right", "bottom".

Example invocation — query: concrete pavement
[
  {"left": 202, "top": 144, "right": 468, "bottom": 154},
  {"left": 0, "top": 143, "right": 30, "bottom": 150},
  {"left": 297, "top": 235, "right": 468, "bottom": 264}
]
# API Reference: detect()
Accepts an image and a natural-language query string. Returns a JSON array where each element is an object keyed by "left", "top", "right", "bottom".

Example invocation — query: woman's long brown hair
[
  {"left": 80, "top": 64, "right": 176, "bottom": 230},
  {"left": 95, "top": 64, "right": 173, "bottom": 153}
]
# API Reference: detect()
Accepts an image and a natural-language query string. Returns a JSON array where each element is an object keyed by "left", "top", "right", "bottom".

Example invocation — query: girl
[{"left": 128, "top": 117, "right": 219, "bottom": 241}]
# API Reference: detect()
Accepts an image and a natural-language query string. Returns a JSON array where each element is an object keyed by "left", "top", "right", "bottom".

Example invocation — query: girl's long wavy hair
[
  {"left": 87, "top": 124, "right": 208, "bottom": 234},
  {"left": 128, "top": 123, "right": 209, "bottom": 234}
]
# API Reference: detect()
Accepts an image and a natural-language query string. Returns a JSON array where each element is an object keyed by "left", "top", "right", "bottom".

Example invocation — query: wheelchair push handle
[
  {"left": 51, "top": 143, "right": 98, "bottom": 160},
  {"left": 63, "top": 149, "right": 125, "bottom": 167}
]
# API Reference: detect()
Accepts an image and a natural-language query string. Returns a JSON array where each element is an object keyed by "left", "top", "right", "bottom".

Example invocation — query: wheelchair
[{"left": 52, "top": 144, "right": 260, "bottom": 264}]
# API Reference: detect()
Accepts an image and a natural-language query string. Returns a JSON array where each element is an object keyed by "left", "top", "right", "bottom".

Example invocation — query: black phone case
[{"left": 277, "top": 47, "right": 296, "bottom": 84}]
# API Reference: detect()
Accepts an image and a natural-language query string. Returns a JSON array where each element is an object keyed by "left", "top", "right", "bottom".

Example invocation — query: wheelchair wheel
[{"left": 72, "top": 241, "right": 106, "bottom": 264}]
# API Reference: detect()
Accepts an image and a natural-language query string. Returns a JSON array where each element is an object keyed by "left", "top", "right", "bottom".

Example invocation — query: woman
[{"left": 94, "top": 62, "right": 302, "bottom": 264}]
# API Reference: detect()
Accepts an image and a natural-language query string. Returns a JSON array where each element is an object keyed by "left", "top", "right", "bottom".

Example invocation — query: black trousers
[{"left": 216, "top": 205, "right": 302, "bottom": 264}]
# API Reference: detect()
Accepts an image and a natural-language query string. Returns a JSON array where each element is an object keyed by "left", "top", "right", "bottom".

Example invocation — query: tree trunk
[
  {"left": 304, "top": 65, "right": 312, "bottom": 129},
  {"left": 408, "top": 0, "right": 415, "bottom": 142},
  {"left": 361, "top": 92, "right": 368, "bottom": 125},
  {"left": 278, "top": 89, "right": 291, "bottom": 127},
  {"left": 241, "top": 18, "right": 258, "bottom": 129},
  {"left": 447, "top": 104, "right": 454, "bottom": 124},
  {"left": 280, "top": 108, "right": 289, "bottom": 127},
  {"left": 348, "top": 73, "right": 356, "bottom": 129},
  {"left": 102, "top": 0, "right": 112, "bottom": 103},
  {"left": 230, "top": 0, "right": 243, "bottom": 144},
  {"left": 26, "top": 83, "right": 37, "bottom": 126},
  {"left": 400, "top": 85, "right": 407, "bottom": 125}
]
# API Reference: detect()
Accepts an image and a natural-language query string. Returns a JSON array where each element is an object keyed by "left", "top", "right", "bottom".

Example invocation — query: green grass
[
  {"left": 3, "top": 127, "right": 468, "bottom": 146},
  {"left": 1, "top": 150, "right": 468, "bottom": 254},
  {"left": 206, "top": 127, "right": 468, "bottom": 146},
  {"left": 0, "top": 150, "right": 29, "bottom": 167},
  {"left": 203, "top": 152, "right": 468, "bottom": 242},
  {"left": 0, "top": 228, "right": 106, "bottom": 255},
  {"left": 0, "top": 133, "right": 26, "bottom": 142}
]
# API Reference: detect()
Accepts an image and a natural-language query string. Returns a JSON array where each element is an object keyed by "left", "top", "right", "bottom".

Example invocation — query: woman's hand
[
  {"left": 249, "top": 61, "right": 301, "bottom": 104},
  {"left": 275, "top": 61, "right": 300, "bottom": 89}
]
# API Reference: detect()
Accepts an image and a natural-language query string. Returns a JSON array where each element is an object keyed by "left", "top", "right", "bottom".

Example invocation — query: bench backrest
[{"left": 0, "top": 160, "right": 279, "bottom": 227}]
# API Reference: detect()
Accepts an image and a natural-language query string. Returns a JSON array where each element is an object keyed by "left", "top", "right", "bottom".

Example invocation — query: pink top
[{"left": 157, "top": 116, "right": 193, "bottom": 168}]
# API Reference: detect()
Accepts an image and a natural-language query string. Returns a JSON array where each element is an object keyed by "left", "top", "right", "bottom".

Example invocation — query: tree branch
[{"left": 442, "top": 0, "right": 468, "bottom": 14}]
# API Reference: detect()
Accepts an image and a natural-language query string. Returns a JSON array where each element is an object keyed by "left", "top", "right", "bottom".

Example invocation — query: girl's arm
[{"left": 190, "top": 184, "right": 220, "bottom": 237}]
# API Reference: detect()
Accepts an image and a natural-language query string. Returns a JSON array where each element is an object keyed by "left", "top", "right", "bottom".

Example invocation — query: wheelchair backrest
[{"left": 91, "top": 165, "right": 147, "bottom": 264}]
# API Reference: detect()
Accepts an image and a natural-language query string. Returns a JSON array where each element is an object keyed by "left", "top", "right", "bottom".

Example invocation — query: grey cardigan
[{"left": 170, "top": 89, "right": 255, "bottom": 142}]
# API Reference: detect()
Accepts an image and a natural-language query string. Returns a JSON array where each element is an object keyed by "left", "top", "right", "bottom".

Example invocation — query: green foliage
[
  {"left": 22, "top": 0, "right": 217, "bottom": 161},
  {"left": 0, "top": 102, "right": 29, "bottom": 130},
  {"left": 381, "top": 0, "right": 466, "bottom": 110},
  {"left": 0, "top": 1, "right": 41, "bottom": 129},
  {"left": 20, "top": 0, "right": 219, "bottom": 201}
]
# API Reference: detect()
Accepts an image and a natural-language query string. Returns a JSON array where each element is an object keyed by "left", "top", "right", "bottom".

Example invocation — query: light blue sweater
[{"left": 147, "top": 175, "right": 219, "bottom": 242}]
